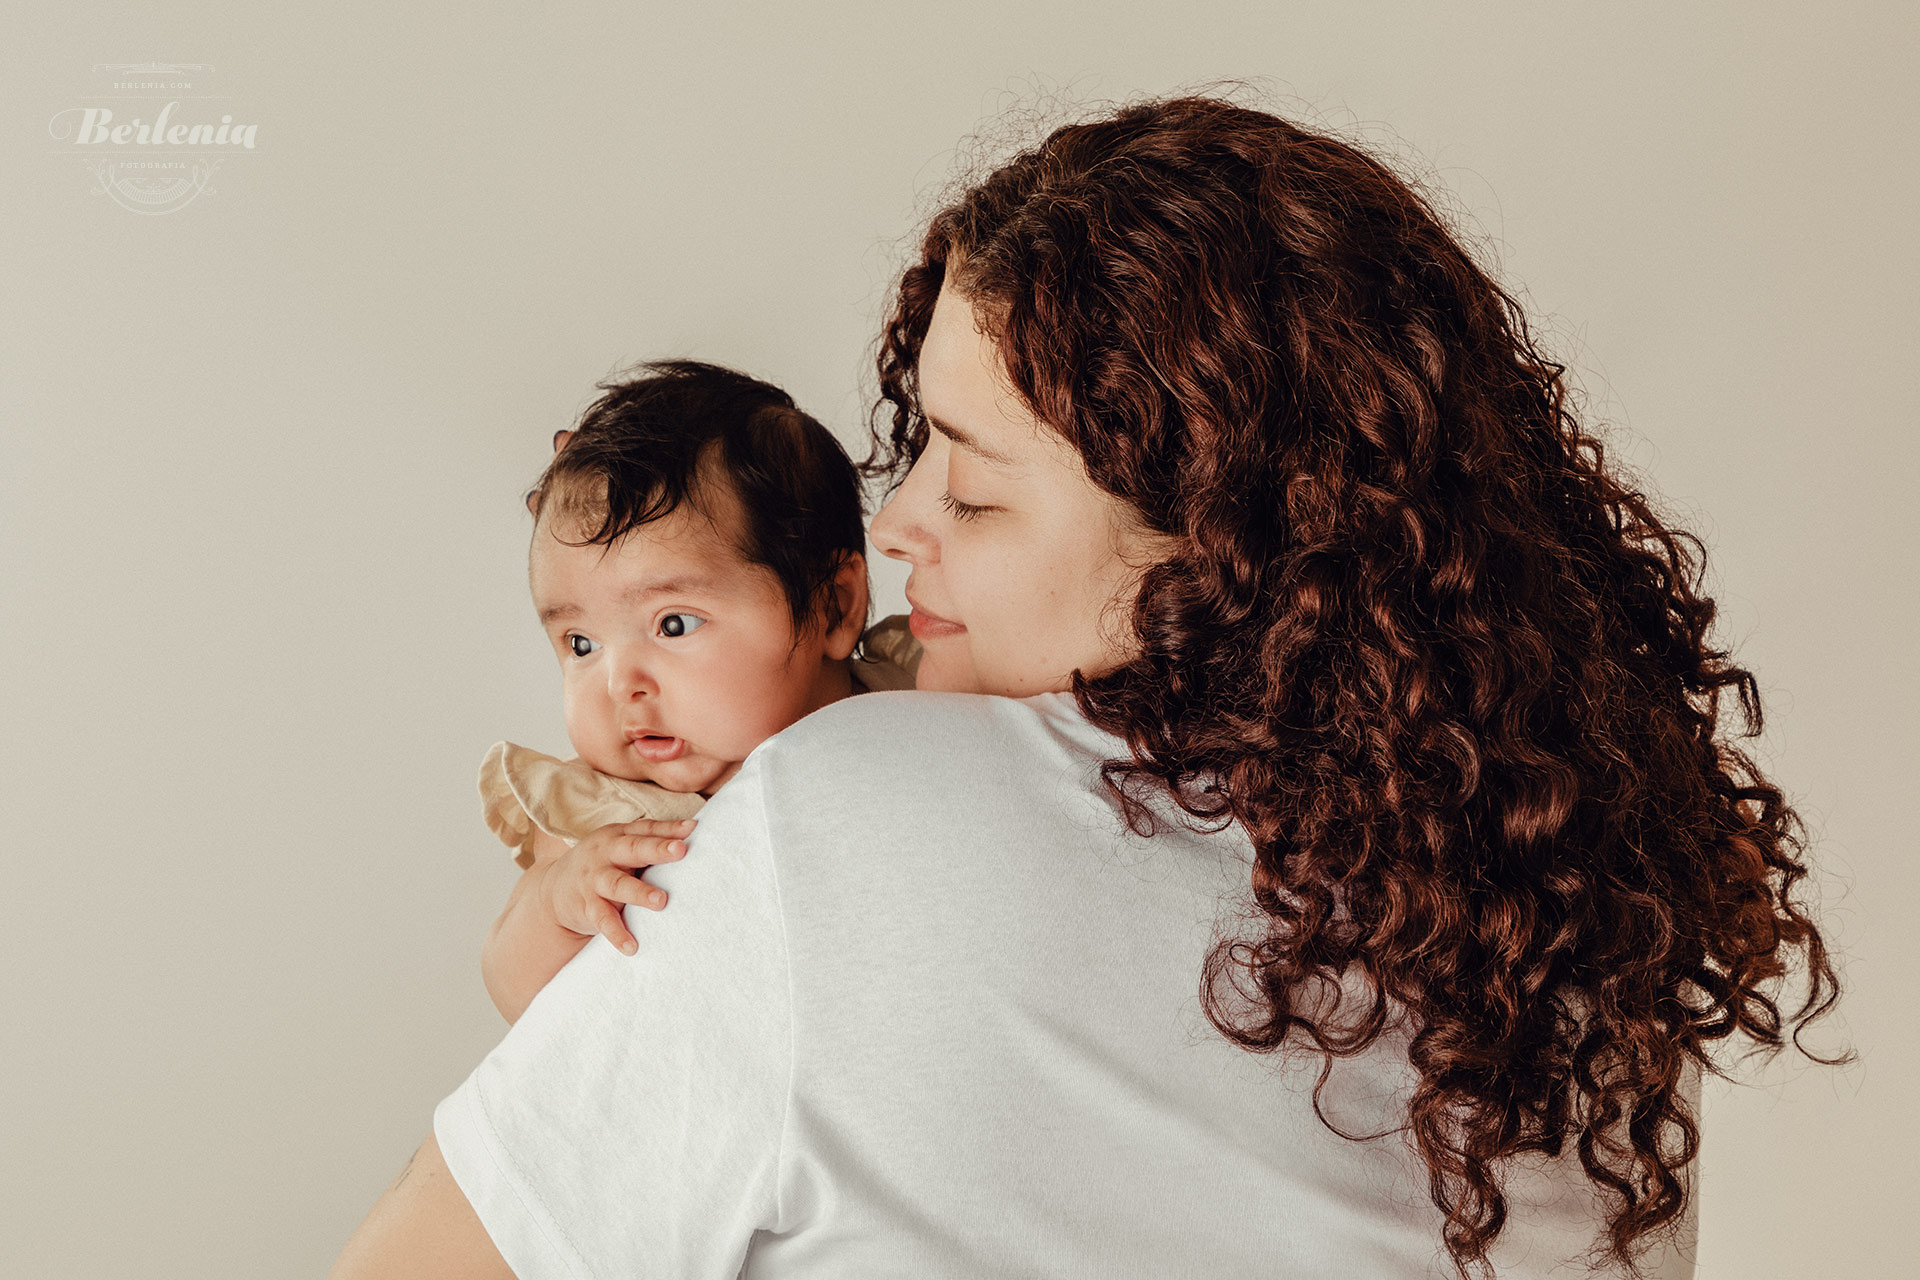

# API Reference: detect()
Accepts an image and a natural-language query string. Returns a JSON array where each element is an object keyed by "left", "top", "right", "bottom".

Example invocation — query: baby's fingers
[
  {"left": 589, "top": 897, "right": 638, "bottom": 957},
  {"left": 604, "top": 823, "right": 695, "bottom": 870},
  {"left": 597, "top": 865, "right": 668, "bottom": 913},
  {"left": 612, "top": 817, "right": 697, "bottom": 838}
]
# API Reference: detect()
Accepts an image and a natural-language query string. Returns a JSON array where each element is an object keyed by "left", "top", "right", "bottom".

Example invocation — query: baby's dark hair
[{"left": 528, "top": 359, "right": 870, "bottom": 654}]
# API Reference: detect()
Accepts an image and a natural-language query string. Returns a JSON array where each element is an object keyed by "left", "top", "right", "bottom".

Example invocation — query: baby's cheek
[
  {"left": 723, "top": 699, "right": 795, "bottom": 758},
  {"left": 562, "top": 702, "right": 625, "bottom": 773},
  {"left": 575, "top": 740, "right": 636, "bottom": 778}
]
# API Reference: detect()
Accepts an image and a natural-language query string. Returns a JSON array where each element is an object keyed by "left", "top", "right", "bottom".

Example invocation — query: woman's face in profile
[{"left": 869, "top": 279, "right": 1174, "bottom": 697}]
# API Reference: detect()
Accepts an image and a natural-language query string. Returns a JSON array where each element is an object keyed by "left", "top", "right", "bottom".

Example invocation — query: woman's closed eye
[{"left": 939, "top": 492, "right": 993, "bottom": 522}]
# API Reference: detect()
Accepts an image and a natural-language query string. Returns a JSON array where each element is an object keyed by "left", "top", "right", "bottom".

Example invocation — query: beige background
[{"left": 3, "top": 2, "right": 1914, "bottom": 1276}]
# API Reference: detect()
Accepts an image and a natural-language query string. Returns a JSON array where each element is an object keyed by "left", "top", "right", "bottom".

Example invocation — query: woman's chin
[{"left": 910, "top": 650, "right": 977, "bottom": 694}]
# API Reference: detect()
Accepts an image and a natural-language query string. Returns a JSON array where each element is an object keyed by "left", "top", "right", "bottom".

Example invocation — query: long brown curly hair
[{"left": 862, "top": 95, "right": 1847, "bottom": 1277}]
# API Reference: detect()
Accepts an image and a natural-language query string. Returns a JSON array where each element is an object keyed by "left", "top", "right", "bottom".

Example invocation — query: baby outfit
[{"left": 479, "top": 614, "right": 923, "bottom": 869}]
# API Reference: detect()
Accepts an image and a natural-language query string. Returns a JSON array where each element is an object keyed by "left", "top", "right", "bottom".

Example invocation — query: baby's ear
[
  {"left": 823, "top": 550, "right": 870, "bottom": 661},
  {"left": 552, "top": 429, "right": 574, "bottom": 454}
]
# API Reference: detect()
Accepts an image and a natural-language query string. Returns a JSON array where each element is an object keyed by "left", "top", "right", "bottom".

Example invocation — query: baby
[{"left": 479, "top": 359, "right": 920, "bottom": 1021}]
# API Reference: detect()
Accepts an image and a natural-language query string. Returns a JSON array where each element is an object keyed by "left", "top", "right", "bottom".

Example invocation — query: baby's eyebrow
[
  {"left": 535, "top": 574, "right": 723, "bottom": 627},
  {"left": 620, "top": 573, "right": 721, "bottom": 605}
]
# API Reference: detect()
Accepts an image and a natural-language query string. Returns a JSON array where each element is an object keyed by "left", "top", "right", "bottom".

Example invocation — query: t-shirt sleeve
[{"left": 434, "top": 747, "right": 791, "bottom": 1279}]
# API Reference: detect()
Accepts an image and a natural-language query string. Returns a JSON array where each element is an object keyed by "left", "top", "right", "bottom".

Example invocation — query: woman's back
[
  {"left": 754, "top": 690, "right": 1696, "bottom": 1278},
  {"left": 437, "top": 690, "right": 1689, "bottom": 1277},
  {"left": 762, "top": 689, "right": 1441, "bottom": 1277}
]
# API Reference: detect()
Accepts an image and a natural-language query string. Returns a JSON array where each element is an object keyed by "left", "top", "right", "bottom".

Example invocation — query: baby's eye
[
  {"left": 659, "top": 614, "right": 706, "bottom": 638},
  {"left": 567, "top": 634, "right": 599, "bottom": 658}
]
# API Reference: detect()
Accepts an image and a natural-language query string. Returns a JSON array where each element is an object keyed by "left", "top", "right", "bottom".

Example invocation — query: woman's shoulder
[
  {"left": 740, "top": 690, "right": 1131, "bottom": 819},
  {"left": 769, "top": 689, "right": 1124, "bottom": 770}
]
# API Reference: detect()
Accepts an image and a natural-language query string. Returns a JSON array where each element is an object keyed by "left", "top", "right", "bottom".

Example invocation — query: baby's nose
[{"left": 608, "top": 655, "right": 658, "bottom": 699}]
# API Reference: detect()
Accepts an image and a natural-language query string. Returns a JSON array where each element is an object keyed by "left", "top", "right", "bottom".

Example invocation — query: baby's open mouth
[{"left": 627, "top": 733, "right": 686, "bottom": 763}]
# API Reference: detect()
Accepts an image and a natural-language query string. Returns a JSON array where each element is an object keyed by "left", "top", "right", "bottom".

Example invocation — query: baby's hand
[{"left": 537, "top": 818, "right": 697, "bottom": 956}]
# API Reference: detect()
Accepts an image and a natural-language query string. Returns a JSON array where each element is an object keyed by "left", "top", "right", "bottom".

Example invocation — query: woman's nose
[{"left": 868, "top": 453, "right": 938, "bottom": 566}]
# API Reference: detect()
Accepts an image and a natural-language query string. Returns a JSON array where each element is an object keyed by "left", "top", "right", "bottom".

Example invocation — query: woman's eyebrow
[{"left": 927, "top": 412, "right": 1019, "bottom": 467}]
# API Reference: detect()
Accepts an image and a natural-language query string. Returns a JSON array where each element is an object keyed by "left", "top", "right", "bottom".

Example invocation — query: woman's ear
[{"left": 552, "top": 429, "right": 574, "bottom": 454}]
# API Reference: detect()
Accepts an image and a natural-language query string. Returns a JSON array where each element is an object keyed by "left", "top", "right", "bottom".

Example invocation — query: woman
[{"left": 332, "top": 96, "right": 1841, "bottom": 1279}]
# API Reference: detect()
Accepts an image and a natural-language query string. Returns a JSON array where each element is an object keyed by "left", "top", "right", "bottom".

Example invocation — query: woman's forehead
[{"left": 918, "top": 282, "right": 1043, "bottom": 465}]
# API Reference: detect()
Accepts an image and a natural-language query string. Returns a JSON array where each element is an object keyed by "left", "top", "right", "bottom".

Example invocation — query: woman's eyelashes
[{"left": 939, "top": 491, "right": 992, "bottom": 522}]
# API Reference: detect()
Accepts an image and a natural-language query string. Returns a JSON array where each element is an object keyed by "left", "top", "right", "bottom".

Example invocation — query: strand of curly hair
[{"left": 862, "top": 96, "right": 1847, "bottom": 1278}]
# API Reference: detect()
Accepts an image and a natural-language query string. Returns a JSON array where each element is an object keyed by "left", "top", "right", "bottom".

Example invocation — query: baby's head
[{"left": 526, "top": 360, "right": 871, "bottom": 796}]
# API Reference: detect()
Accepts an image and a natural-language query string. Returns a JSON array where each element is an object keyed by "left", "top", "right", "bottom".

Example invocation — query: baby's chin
[{"left": 579, "top": 744, "right": 736, "bottom": 797}]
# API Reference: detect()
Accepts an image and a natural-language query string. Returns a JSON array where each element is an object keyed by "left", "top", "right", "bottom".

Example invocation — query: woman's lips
[
  {"left": 907, "top": 604, "right": 966, "bottom": 639},
  {"left": 627, "top": 734, "right": 686, "bottom": 762}
]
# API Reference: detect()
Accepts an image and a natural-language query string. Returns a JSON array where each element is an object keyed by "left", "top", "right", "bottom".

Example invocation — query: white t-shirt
[{"left": 435, "top": 689, "right": 1689, "bottom": 1279}]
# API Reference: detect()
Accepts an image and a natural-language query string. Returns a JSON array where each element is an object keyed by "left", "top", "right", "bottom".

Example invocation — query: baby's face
[{"left": 529, "top": 493, "right": 845, "bottom": 796}]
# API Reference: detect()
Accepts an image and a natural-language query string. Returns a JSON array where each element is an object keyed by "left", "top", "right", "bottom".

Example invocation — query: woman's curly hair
[{"left": 862, "top": 95, "right": 1846, "bottom": 1277}]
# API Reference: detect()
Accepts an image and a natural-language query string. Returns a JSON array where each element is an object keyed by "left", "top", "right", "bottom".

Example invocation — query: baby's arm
[{"left": 480, "top": 819, "right": 696, "bottom": 1023}]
